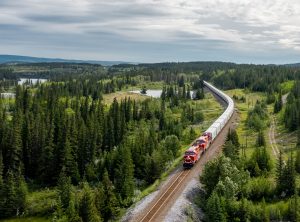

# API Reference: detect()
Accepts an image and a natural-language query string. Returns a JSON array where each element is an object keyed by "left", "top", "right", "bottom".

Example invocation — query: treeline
[
  {"left": 2, "top": 62, "right": 300, "bottom": 95},
  {"left": 112, "top": 62, "right": 300, "bottom": 92},
  {"left": 0, "top": 77, "right": 202, "bottom": 219},
  {"left": 284, "top": 81, "right": 300, "bottom": 131}
]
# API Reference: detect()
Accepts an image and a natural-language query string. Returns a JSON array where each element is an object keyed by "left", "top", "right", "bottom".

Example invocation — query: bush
[
  {"left": 246, "top": 147, "right": 272, "bottom": 177},
  {"left": 193, "top": 111, "right": 204, "bottom": 124},
  {"left": 245, "top": 177, "right": 276, "bottom": 201}
]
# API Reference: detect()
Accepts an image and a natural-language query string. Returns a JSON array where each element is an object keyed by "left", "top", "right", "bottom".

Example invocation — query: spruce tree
[
  {"left": 186, "top": 85, "right": 191, "bottom": 99},
  {"left": 227, "top": 128, "right": 240, "bottom": 147},
  {"left": 8, "top": 110, "right": 23, "bottom": 174},
  {"left": 102, "top": 169, "right": 119, "bottom": 221},
  {"left": 276, "top": 150, "right": 284, "bottom": 194},
  {"left": 206, "top": 191, "right": 226, "bottom": 222},
  {"left": 295, "top": 150, "right": 300, "bottom": 174},
  {"left": 66, "top": 192, "right": 82, "bottom": 222},
  {"left": 57, "top": 172, "right": 72, "bottom": 209},
  {"left": 79, "top": 183, "right": 102, "bottom": 222},
  {"left": 62, "top": 136, "right": 80, "bottom": 184},
  {"left": 0, "top": 170, "right": 27, "bottom": 218},
  {"left": 114, "top": 146, "right": 135, "bottom": 204},
  {"left": 39, "top": 121, "right": 55, "bottom": 185},
  {"left": 0, "top": 150, "right": 4, "bottom": 217},
  {"left": 94, "top": 183, "right": 105, "bottom": 218},
  {"left": 2, "top": 170, "right": 17, "bottom": 218},
  {"left": 0, "top": 150, "right": 3, "bottom": 186},
  {"left": 283, "top": 153, "right": 296, "bottom": 196},
  {"left": 223, "top": 140, "right": 238, "bottom": 160},
  {"left": 256, "top": 131, "right": 266, "bottom": 147},
  {"left": 297, "top": 128, "right": 300, "bottom": 147}
]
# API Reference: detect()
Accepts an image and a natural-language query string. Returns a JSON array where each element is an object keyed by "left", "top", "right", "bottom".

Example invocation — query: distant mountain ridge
[
  {"left": 284, "top": 63, "right": 300, "bottom": 67},
  {"left": 0, "top": 55, "right": 130, "bottom": 66}
]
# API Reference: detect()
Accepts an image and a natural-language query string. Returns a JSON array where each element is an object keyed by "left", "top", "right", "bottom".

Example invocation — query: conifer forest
[{"left": 1, "top": 62, "right": 300, "bottom": 221}]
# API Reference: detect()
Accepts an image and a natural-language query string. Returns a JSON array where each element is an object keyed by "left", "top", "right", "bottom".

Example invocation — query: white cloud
[{"left": 0, "top": 0, "right": 299, "bottom": 62}]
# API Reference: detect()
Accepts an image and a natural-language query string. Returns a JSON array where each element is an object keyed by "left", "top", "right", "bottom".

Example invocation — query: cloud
[{"left": 0, "top": 0, "right": 299, "bottom": 63}]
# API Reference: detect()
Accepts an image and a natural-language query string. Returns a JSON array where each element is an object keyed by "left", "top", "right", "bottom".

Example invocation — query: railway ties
[{"left": 140, "top": 170, "right": 189, "bottom": 222}]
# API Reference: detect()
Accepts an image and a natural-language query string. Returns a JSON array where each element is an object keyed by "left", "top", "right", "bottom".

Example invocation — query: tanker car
[{"left": 183, "top": 81, "right": 234, "bottom": 168}]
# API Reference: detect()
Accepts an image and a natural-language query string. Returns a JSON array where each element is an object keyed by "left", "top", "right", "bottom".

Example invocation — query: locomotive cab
[{"left": 183, "top": 150, "right": 197, "bottom": 168}]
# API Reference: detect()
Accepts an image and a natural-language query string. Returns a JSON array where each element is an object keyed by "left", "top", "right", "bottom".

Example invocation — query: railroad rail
[{"left": 132, "top": 82, "right": 235, "bottom": 222}]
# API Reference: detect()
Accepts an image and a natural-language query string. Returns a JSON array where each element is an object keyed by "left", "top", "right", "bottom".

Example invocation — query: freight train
[{"left": 183, "top": 81, "right": 234, "bottom": 168}]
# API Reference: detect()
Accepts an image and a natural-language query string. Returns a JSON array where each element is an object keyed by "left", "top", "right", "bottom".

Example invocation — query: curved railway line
[{"left": 130, "top": 82, "right": 238, "bottom": 222}]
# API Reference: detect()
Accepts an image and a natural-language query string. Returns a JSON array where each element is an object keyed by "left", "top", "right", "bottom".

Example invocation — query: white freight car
[{"left": 204, "top": 81, "right": 234, "bottom": 141}]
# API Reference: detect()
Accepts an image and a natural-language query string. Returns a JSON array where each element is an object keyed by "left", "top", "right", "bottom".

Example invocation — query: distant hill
[
  {"left": 284, "top": 63, "right": 300, "bottom": 67},
  {"left": 0, "top": 55, "right": 129, "bottom": 66}
]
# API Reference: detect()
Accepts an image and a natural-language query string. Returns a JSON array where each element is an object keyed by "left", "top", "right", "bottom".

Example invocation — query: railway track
[
  {"left": 129, "top": 84, "right": 237, "bottom": 222},
  {"left": 133, "top": 111, "right": 237, "bottom": 222},
  {"left": 140, "top": 170, "right": 190, "bottom": 222}
]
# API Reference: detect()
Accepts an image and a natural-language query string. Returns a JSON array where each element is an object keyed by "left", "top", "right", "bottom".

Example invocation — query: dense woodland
[
  {"left": 1, "top": 62, "right": 300, "bottom": 221},
  {"left": 0, "top": 65, "right": 205, "bottom": 221}
]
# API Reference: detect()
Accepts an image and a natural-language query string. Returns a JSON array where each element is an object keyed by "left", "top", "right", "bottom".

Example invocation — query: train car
[
  {"left": 183, "top": 81, "right": 234, "bottom": 168},
  {"left": 183, "top": 145, "right": 201, "bottom": 168},
  {"left": 192, "top": 132, "right": 212, "bottom": 151}
]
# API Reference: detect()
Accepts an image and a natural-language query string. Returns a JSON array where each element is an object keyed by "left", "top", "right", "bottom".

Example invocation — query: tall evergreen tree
[
  {"left": 256, "top": 131, "right": 266, "bottom": 147},
  {"left": 8, "top": 110, "right": 23, "bottom": 174},
  {"left": 206, "top": 191, "right": 227, "bottom": 222},
  {"left": 276, "top": 150, "right": 284, "bottom": 194},
  {"left": 114, "top": 146, "right": 135, "bottom": 204},
  {"left": 79, "top": 183, "right": 102, "bottom": 222},
  {"left": 57, "top": 172, "right": 72, "bottom": 210},
  {"left": 102, "top": 170, "right": 119, "bottom": 221}
]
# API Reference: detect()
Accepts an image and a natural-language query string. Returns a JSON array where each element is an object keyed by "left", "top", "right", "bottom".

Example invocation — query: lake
[
  {"left": 130, "top": 90, "right": 162, "bottom": 98},
  {"left": 130, "top": 90, "right": 195, "bottom": 98},
  {"left": 0, "top": 92, "right": 15, "bottom": 98},
  {"left": 18, "top": 78, "right": 47, "bottom": 85}
]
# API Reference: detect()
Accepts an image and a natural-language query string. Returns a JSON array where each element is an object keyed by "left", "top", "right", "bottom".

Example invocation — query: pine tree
[
  {"left": 163, "top": 135, "right": 180, "bottom": 159},
  {"left": 2, "top": 170, "right": 17, "bottom": 218},
  {"left": 114, "top": 146, "right": 135, "bottom": 204},
  {"left": 102, "top": 170, "right": 119, "bottom": 221},
  {"left": 276, "top": 150, "right": 284, "bottom": 194},
  {"left": 94, "top": 184, "right": 105, "bottom": 218},
  {"left": 39, "top": 121, "right": 55, "bottom": 185},
  {"left": 223, "top": 140, "right": 239, "bottom": 160},
  {"left": 296, "top": 150, "right": 300, "bottom": 174},
  {"left": 227, "top": 128, "right": 240, "bottom": 147},
  {"left": 15, "top": 171, "right": 27, "bottom": 216},
  {"left": 0, "top": 150, "right": 3, "bottom": 186},
  {"left": 186, "top": 85, "right": 191, "bottom": 99},
  {"left": 79, "top": 183, "right": 102, "bottom": 222},
  {"left": 297, "top": 129, "right": 300, "bottom": 147},
  {"left": 1, "top": 170, "right": 27, "bottom": 218},
  {"left": 283, "top": 153, "right": 296, "bottom": 196},
  {"left": 57, "top": 172, "right": 72, "bottom": 209},
  {"left": 62, "top": 136, "right": 80, "bottom": 184},
  {"left": 8, "top": 110, "right": 23, "bottom": 174},
  {"left": 206, "top": 191, "right": 227, "bottom": 222},
  {"left": 256, "top": 131, "right": 266, "bottom": 147},
  {"left": 66, "top": 192, "right": 82, "bottom": 222},
  {"left": 0, "top": 150, "right": 4, "bottom": 217}
]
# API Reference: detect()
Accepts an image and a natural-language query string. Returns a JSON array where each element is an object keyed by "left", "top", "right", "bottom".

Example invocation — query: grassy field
[
  {"left": 225, "top": 89, "right": 268, "bottom": 159},
  {"left": 0, "top": 189, "right": 56, "bottom": 222},
  {"left": 280, "top": 80, "right": 294, "bottom": 94},
  {"left": 0, "top": 217, "right": 50, "bottom": 222},
  {"left": 102, "top": 91, "right": 149, "bottom": 104}
]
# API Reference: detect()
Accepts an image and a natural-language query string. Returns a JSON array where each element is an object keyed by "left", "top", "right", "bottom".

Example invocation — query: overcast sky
[{"left": 0, "top": 0, "right": 300, "bottom": 64}]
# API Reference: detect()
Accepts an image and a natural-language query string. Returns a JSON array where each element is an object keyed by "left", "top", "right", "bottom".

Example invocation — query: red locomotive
[{"left": 183, "top": 132, "right": 212, "bottom": 168}]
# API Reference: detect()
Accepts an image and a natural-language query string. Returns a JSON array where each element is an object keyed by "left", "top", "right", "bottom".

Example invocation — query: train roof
[{"left": 186, "top": 146, "right": 197, "bottom": 152}]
